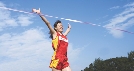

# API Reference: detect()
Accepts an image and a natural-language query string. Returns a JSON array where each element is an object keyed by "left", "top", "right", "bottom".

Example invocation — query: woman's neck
[{"left": 57, "top": 32, "right": 62, "bottom": 35}]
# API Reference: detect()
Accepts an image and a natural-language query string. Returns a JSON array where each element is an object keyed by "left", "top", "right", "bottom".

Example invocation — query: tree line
[{"left": 81, "top": 51, "right": 134, "bottom": 71}]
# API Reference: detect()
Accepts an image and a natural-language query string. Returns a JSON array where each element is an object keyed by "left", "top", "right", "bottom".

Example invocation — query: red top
[{"left": 52, "top": 32, "right": 68, "bottom": 57}]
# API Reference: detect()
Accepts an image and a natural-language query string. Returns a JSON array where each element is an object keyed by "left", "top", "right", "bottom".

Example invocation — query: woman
[{"left": 32, "top": 8, "right": 72, "bottom": 71}]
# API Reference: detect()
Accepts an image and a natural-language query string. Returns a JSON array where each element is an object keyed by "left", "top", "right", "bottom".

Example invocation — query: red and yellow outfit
[{"left": 49, "top": 32, "right": 69, "bottom": 70}]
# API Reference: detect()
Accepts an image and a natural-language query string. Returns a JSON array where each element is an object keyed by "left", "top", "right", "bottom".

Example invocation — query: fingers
[
  {"left": 32, "top": 8, "right": 41, "bottom": 14},
  {"left": 32, "top": 9, "right": 36, "bottom": 12},
  {"left": 68, "top": 23, "right": 71, "bottom": 28},
  {"left": 32, "top": 8, "right": 40, "bottom": 12}
]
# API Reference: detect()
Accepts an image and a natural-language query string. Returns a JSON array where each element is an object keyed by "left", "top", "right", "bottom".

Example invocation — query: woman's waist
[{"left": 55, "top": 51, "right": 67, "bottom": 56}]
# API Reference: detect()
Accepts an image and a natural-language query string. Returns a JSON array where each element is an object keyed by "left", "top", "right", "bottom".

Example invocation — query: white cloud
[
  {"left": 68, "top": 43, "right": 82, "bottom": 62},
  {"left": 0, "top": 1, "right": 5, "bottom": 6},
  {"left": 0, "top": 28, "right": 82, "bottom": 71},
  {"left": 0, "top": 2, "right": 34, "bottom": 31},
  {"left": 124, "top": 2, "right": 134, "bottom": 7},
  {"left": 110, "top": 6, "right": 120, "bottom": 10},
  {"left": 17, "top": 14, "right": 34, "bottom": 26},
  {"left": 0, "top": 29, "right": 49, "bottom": 71},
  {"left": 104, "top": 2, "right": 134, "bottom": 38}
]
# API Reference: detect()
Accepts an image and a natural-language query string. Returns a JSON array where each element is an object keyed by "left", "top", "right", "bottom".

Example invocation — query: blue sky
[{"left": 0, "top": 0, "right": 134, "bottom": 71}]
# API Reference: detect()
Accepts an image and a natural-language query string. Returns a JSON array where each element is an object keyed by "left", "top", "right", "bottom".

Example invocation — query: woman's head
[
  {"left": 54, "top": 20, "right": 63, "bottom": 33},
  {"left": 49, "top": 20, "right": 63, "bottom": 39}
]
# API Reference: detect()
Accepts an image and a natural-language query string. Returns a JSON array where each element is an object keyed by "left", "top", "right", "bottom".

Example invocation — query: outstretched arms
[
  {"left": 32, "top": 8, "right": 71, "bottom": 37},
  {"left": 63, "top": 23, "right": 71, "bottom": 36},
  {"left": 32, "top": 8, "right": 57, "bottom": 38}
]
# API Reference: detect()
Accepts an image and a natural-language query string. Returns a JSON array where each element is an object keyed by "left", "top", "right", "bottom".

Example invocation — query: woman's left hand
[{"left": 68, "top": 23, "right": 71, "bottom": 29}]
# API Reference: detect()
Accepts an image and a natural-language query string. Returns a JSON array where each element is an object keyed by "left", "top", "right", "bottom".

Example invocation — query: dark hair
[{"left": 49, "top": 20, "right": 61, "bottom": 39}]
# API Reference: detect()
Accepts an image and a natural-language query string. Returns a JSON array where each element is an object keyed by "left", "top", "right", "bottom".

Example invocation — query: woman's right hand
[{"left": 32, "top": 8, "right": 41, "bottom": 14}]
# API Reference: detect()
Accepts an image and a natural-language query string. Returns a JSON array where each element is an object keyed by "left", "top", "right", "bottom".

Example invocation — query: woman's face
[{"left": 55, "top": 23, "right": 63, "bottom": 33}]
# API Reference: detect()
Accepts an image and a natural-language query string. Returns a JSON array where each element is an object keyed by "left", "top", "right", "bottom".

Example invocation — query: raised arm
[
  {"left": 63, "top": 23, "right": 71, "bottom": 36},
  {"left": 32, "top": 8, "right": 56, "bottom": 35},
  {"left": 39, "top": 15, "right": 56, "bottom": 34}
]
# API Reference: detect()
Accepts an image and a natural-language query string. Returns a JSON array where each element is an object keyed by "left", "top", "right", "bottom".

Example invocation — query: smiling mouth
[{"left": 60, "top": 27, "right": 63, "bottom": 30}]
